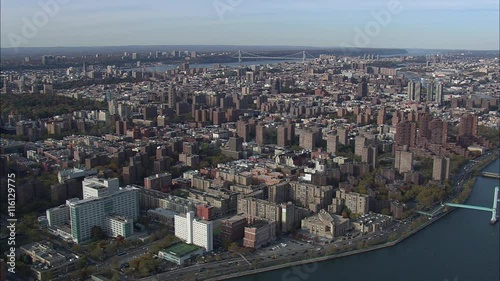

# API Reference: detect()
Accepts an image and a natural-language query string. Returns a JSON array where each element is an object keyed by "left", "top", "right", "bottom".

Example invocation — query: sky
[{"left": 1, "top": 0, "right": 499, "bottom": 50}]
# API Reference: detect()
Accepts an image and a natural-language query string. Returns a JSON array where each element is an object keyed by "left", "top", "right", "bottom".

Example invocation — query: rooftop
[{"left": 161, "top": 243, "right": 201, "bottom": 257}]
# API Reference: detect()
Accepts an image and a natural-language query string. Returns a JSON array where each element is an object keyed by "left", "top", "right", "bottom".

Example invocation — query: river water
[
  {"left": 140, "top": 59, "right": 303, "bottom": 72},
  {"left": 232, "top": 158, "right": 500, "bottom": 281}
]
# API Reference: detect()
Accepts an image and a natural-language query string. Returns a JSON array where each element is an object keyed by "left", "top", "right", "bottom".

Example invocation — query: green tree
[
  {"left": 91, "top": 225, "right": 104, "bottom": 241},
  {"left": 90, "top": 247, "right": 105, "bottom": 261},
  {"left": 40, "top": 271, "right": 53, "bottom": 281},
  {"left": 381, "top": 208, "right": 391, "bottom": 216}
]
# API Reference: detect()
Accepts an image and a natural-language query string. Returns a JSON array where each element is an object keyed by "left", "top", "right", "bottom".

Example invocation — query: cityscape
[{"left": 0, "top": 1, "right": 499, "bottom": 281}]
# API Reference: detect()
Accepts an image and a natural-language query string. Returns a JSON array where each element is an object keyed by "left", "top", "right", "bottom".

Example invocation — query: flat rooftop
[{"left": 162, "top": 243, "right": 201, "bottom": 257}]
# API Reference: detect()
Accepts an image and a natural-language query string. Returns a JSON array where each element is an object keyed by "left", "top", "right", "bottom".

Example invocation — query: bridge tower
[
  {"left": 302, "top": 50, "right": 306, "bottom": 63},
  {"left": 238, "top": 50, "right": 242, "bottom": 63},
  {"left": 491, "top": 187, "right": 499, "bottom": 224}
]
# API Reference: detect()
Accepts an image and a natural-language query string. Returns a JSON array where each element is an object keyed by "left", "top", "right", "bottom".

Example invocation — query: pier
[{"left": 481, "top": 172, "right": 500, "bottom": 179}]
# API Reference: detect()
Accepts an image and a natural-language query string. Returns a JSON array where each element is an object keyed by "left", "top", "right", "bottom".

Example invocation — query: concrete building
[
  {"left": 395, "top": 121, "right": 417, "bottom": 149},
  {"left": 459, "top": 115, "right": 478, "bottom": 137},
  {"left": 45, "top": 184, "right": 140, "bottom": 244},
  {"left": 46, "top": 204, "right": 70, "bottom": 227},
  {"left": 237, "top": 197, "right": 309, "bottom": 233},
  {"left": 243, "top": 219, "right": 276, "bottom": 249},
  {"left": 299, "top": 129, "right": 320, "bottom": 151},
  {"left": 268, "top": 182, "right": 290, "bottom": 204},
  {"left": 57, "top": 168, "right": 97, "bottom": 184},
  {"left": 327, "top": 135, "right": 339, "bottom": 155},
  {"left": 301, "top": 209, "right": 350, "bottom": 239},
  {"left": 256, "top": 123, "right": 266, "bottom": 145},
  {"left": 174, "top": 211, "right": 213, "bottom": 251},
  {"left": 82, "top": 177, "right": 119, "bottom": 199},
  {"left": 220, "top": 215, "right": 247, "bottom": 242},
  {"left": 361, "top": 146, "right": 378, "bottom": 168},
  {"left": 337, "top": 128, "right": 348, "bottom": 145},
  {"left": 394, "top": 150, "right": 413, "bottom": 173},
  {"left": 352, "top": 213, "right": 393, "bottom": 233},
  {"left": 433, "top": 156, "right": 450, "bottom": 181},
  {"left": 277, "top": 125, "right": 289, "bottom": 147},
  {"left": 288, "top": 181, "right": 335, "bottom": 212},
  {"left": 435, "top": 82, "right": 443, "bottom": 105},
  {"left": 20, "top": 242, "right": 79, "bottom": 280},
  {"left": 334, "top": 189, "right": 370, "bottom": 215},
  {"left": 355, "top": 136, "right": 368, "bottom": 157},
  {"left": 147, "top": 208, "right": 177, "bottom": 231},
  {"left": 158, "top": 243, "right": 204, "bottom": 265},
  {"left": 144, "top": 173, "right": 172, "bottom": 191}
]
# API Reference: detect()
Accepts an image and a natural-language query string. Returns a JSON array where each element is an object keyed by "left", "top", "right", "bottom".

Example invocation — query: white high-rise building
[
  {"left": 435, "top": 82, "right": 444, "bottom": 106},
  {"left": 46, "top": 205, "right": 69, "bottom": 227},
  {"left": 82, "top": 177, "right": 119, "bottom": 199},
  {"left": 46, "top": 182, "right": 139, "bottom": 244},
  {"left": 174, "top": 211, "right": 213, "bottom": 251}
]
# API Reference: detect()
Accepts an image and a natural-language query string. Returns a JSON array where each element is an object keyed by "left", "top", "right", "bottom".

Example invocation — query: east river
[{"left": 233, "top": 158, "right": 500, "bottom": 281}]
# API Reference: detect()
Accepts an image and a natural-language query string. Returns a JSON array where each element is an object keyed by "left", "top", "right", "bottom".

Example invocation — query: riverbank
[
  {"left": 217, "top": 154, "right": 499, "bottom": 281},
  {"left": 217, "top": 214, "right": 442, "bottom": 281}
]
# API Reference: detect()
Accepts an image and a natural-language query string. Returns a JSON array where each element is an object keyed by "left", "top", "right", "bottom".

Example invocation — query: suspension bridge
[
  {"left": 230, "top": 50, "right": 316, "bottom": 63},
  {"left": 418, "top": 187, "right": 499, "bottom": 224}
]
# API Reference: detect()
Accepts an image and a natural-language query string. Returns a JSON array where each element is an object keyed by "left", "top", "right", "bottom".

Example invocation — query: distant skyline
[{"left": 1, "top": 0, "right": 499, "bottom": 50}]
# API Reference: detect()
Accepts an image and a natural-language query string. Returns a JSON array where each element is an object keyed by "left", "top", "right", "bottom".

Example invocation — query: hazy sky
[{"left": 1, "top": 0, "right": 499, "bottom": 50}]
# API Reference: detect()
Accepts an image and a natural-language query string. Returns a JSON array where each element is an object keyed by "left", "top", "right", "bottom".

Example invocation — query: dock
[{"left": 482, "top": 172, "right": 500, "bottom": 179}]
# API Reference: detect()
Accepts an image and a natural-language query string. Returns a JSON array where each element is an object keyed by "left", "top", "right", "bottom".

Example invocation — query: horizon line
[{"left": 1, "top": 44, "right": 498, "bottom": 52}]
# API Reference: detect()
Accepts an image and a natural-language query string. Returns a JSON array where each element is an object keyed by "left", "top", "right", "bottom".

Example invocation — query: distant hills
[
  {"left": 2, "top": 45, "right": 497, "bottom": 60},
  {"left": 1, "top": 45, "right": 409, "bottom": 59}
]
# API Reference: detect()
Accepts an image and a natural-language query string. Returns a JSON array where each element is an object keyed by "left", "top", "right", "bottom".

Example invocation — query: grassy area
[{"left": 163, "top": 242, "right": 201, "bottom": 256}]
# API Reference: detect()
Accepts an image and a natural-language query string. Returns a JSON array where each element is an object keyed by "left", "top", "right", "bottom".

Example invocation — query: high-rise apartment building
[
  {"left": 459, "top": 115, "right": 478, "bottom": 137},
  {"left": 395, "top": 121, "right": 417, "bottom": 149},
  {"left": 394, "top": 150, "right": 414, "bottom": 173},
  {"left": 435, "top": 82, "right": 444, "bottom": 105},
  {"left": 433, "top": 156, "right": 450, "bottom": 181},
  {"left": 46, "top": 184, "right": 139, "bottom": 244},
  {"left": 174, "top": 211, "right": 213, "bottom": 251}
]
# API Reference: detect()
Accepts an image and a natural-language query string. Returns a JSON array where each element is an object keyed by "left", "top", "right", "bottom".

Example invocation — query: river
[
  {"left": 231, "top": 158, "right": 500, "bottom": 281},
  {"left": 139, "top": 59, "right": 303, "bottom": 72}
]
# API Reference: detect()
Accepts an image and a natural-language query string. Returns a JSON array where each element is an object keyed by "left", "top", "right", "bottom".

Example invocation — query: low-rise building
[
  {"left": 301, "top": 209, "right": 350, "bottom": 239},
  {"left": 158, "top": 243, "right": 204, "bottom": 265},
  {"left": 243, "top": 219, "right": 276, "bottom": 249},
  {"left": 20, "top": 242, "right": 79, "bottom": 280},
  {"left": 352, "top": 213, "right": 393, "bottom": 233}
]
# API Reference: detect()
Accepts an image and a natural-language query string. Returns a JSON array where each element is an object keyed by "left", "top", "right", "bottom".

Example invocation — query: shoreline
[{"left": 215, "top": 153, "right": 499, "bottom": 281}]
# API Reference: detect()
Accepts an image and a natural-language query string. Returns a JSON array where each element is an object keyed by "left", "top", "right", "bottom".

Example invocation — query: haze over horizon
[{"left": 1, "top": 0, "right": 499, "bottom": 50}]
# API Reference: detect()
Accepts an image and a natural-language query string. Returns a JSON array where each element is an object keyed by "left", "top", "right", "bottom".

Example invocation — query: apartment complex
[
  {"left": 174, "top": 211, "right": 213, "bottom": 252},
  {"left": 46, "top": 177, "right": 139, "bottom": 244}
]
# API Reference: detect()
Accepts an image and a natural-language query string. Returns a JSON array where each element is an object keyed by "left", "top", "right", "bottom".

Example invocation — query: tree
[
  {"left": 221, "top": 238, "right": 232, "bottom": 250},
  {"left": 381, "top": 208, "right": 391, "bottom": 216},
  {"left": 111, "top": 257, "right": 119, "bottom": 269},
  {"left": 40, "top": 271, "right": 53, "bottom": 281},
  {"left": 90, "top": 247, "right": 105, "bottom": 261},
  {"left": 91, "top": 225, "right": 104, "bottom": 241},
  {"left": 78, "top": 256, "right": 88, "bottom": 269},
  {"left": 228, "top": 242, "right": 239, "bottom": 253}
]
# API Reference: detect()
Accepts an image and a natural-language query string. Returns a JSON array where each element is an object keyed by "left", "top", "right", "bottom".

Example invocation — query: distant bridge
[
  {"left": 482, "top": 172, "right": 500, "bottom": 179},
  {"left": 230, "top": 50, "right": 316, "bottom": 63}
]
